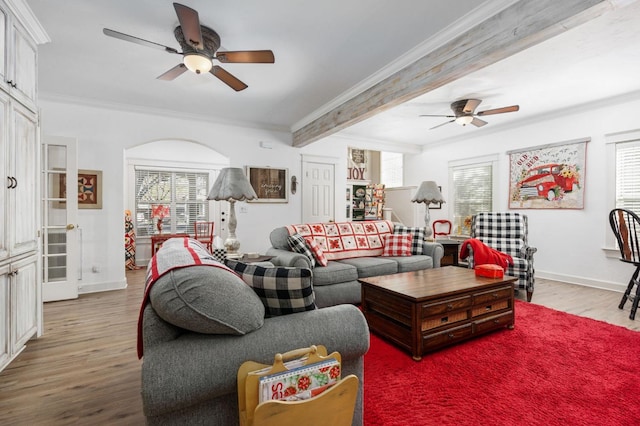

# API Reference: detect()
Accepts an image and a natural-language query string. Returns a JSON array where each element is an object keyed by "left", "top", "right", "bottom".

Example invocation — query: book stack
[{"left": 259, "top": 358, "right": 341, "bottom": 402}]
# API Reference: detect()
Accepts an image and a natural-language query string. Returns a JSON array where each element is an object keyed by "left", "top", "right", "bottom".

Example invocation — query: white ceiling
[{"left": 25, "top": 0, "right": 640, "bottom": 149}]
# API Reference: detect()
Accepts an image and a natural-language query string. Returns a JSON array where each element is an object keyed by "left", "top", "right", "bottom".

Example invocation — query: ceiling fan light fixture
[
  {"left": 455, "top": 115, "right": 474, "bottom": 126},
  {"left": 183, "top": 53, "right": 212, "bottom": 74}
]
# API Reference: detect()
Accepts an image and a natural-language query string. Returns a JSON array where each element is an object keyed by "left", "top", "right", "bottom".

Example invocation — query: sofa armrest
[
  {"left": 423, "top": 241, "right": 444, "bottom": 268},
  {"left": 266, "top": 247, "right": 312, "bottom": 268},
  {"left": 141, "top": 304, "right": 370, "bottom": 416}
]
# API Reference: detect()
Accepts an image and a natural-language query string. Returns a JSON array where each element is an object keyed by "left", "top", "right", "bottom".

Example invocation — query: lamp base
[{"left": 224, "top": 237, "right": 241, "bottom": 258}]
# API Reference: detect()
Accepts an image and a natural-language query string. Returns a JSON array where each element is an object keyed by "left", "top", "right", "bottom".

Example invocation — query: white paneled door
[
  {"left": 302, "top": 161, "right": 334, "bottom": 223},
  {"left": 41, "top": 136, "right": 79, "bottom": 302}
]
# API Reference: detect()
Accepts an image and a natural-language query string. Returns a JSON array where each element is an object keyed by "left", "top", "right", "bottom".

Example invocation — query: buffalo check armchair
[{"left": 469, "top": 212, "right": 537, "bottom": 301}]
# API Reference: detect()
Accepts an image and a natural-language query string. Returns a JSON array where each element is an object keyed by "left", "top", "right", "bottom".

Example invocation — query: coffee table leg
[{"left": 412, "top": 355, "right": 422, "bottom": 361}]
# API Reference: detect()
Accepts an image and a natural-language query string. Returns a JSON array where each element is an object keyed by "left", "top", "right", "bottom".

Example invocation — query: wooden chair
[
  {"left": 609, "top": 209, "right": 640, "bottom": 320},
  {"left": 194, "top": 221, "right": 215, "bottom": 252},
  {"left": 432, "top": 219, "right": 452, "bottom": 238}
]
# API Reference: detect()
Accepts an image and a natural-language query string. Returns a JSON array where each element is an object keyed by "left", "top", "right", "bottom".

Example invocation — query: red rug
[{"left": 364, "top": 301, "right": 640, "bottom": 425}]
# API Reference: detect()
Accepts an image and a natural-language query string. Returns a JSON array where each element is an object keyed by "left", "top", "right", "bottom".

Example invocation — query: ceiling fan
[
  {"left": 103, "top": 2, "right": 274, "bottom": 91},
  {"left": 420, "top": 99, "right": 519, "bottom": 130}
]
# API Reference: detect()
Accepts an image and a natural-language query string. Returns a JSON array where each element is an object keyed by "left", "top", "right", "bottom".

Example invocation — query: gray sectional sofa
[
  {"left": 267, "top": 222, "right": 444, "bottom": 308},
  {"left": 140, "top": 239, "right": 370, "bottom": 425}
]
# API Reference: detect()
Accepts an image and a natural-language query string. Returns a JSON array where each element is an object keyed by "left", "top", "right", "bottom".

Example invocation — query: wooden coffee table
[{"left": 360, "top": 266, "right": 516, "bottom": 360}]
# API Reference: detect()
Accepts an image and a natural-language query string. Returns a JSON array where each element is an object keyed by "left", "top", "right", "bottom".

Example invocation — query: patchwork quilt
[{"left": 285, "top": 220, "right": 394, "bottom": 261}]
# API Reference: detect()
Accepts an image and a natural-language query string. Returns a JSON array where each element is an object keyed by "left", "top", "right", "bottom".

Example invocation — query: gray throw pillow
[{"left": 149, "top": 265, "right": 265, "bottom": 334}]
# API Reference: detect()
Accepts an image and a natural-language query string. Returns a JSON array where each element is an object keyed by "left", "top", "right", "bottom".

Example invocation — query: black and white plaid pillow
[
  {"left": 393, "top": 225, "right": 426, "bottom": 255},
  {"left": 225, "top": 259, "right": 316, "bottom": 317},
  {"left": 287, "top": 233, "right": 316, "bottom": 267}
]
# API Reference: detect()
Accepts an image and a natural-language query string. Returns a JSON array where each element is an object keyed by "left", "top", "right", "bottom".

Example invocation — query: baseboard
[
  {"left": 78, "top": 279, "right": 127, "bottom": 294},
  {"left": 536, "top": 270, "right": 625, "bottom": 293}
]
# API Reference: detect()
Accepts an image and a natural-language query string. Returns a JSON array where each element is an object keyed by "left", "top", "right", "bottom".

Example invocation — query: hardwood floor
[{"left": 0, "top": 270, "right": 638, "bottom": 425}]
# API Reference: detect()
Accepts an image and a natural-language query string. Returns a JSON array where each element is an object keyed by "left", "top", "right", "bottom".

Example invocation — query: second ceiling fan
[
  {"left": 103, "top": 3, "right": 274, "bottom": 91},
  {"left": 420, "top": 99, "right": 519, "bottom": 130}
]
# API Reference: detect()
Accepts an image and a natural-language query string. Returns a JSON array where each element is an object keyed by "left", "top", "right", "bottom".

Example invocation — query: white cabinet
[
  {"left": 0, "top": 1, "right": 37, "bottom": 111},
  {"left": 0, "top": 0, "right": 42, "bottom": 373},
  {"left": 0, "top": 253, "right": 38, "bottom": 371}
]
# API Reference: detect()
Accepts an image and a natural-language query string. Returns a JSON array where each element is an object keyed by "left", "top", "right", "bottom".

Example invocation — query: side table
[{"left": 436, "top": 239, "right": 461, "bottom": 266}]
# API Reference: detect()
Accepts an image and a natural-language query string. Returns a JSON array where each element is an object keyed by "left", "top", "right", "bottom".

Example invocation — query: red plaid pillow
[
  {"left": 381, "top": 233, "right": 413, "bottom": 257},
  {"left": 304, "top": 237, "right": 329, "bottom": 266}
]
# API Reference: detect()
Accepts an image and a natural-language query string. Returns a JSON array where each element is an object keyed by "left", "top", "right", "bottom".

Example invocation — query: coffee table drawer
[
  {"left": 422, "top": 310, "right": 468, "bottom": 331},
  {"left": 471, "top": 300, "right": 509, "bottom": 317},
  {"left": 423, "top": 323, "right": 473, "bottom": 351},
  {"left": 473, "top": 286, "right": 512, "bottom": 304},
  {"left": 474, "top": 311, "right": 513, "bottom": 334},
  {"left": 422, "top": 295, "right": 471, "bottom": 316}
]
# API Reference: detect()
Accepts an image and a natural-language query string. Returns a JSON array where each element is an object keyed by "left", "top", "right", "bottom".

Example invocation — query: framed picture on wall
[
  {"left": 54, "top": 169, "right": 103, "bottom": 209},
  {"left": 245, "top": 166, "right": 288, "bottom": 203}
]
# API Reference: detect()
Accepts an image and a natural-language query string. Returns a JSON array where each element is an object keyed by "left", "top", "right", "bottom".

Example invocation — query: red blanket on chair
[{"left": 459, "top": 238, "right": 513, "bottom": 270}]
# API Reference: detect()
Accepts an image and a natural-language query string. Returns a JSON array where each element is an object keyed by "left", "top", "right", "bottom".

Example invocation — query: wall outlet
[
  {"left": 92, "top": 265, "right": 100, "bottom": 273},
  {"left": 239, "top": 206, "right": 248, "bottom": 213}
]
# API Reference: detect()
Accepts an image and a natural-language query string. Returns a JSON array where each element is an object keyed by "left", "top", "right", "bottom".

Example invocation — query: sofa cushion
[
  {"left": 393, "top": 225, "right": 426, "bottom": 255},
  {"left": 381, "top": 233, "right": 413, "bottom": 257},
  {"left": 311, "top": 261, "right": 359, "bottom": 286},
  {"left": 225, "top": 260, "right": 316, "bottom": 317},
  {"left": 390, "top": 255, "right": 434, "bottom": 273},
  {"left": 149, "top": 265, "right": 265, "bottom": 334},
  {"left": 287, "top": 233, "right": 316, "bottom": 267},
  {"left": 336, "top": 257, "right": 398, "bottom": 278},
  {"left": 304, "top": 236, "right": 329, "bottom": 267}
]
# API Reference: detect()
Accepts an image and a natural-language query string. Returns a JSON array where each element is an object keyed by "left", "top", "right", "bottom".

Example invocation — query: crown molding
[{"left": 38, "top": 92, "right": 290, "bottom": 134}]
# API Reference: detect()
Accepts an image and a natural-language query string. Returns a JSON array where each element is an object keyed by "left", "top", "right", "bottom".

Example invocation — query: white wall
[
  {"left": 41, "top": 93, "right": 640, "bottom": 295},
  {"left": 38, "top": 99, "right": 390, "bottom": 293},
  {"left": 405, "top": 94, "right": 640, "bottom": 292}
]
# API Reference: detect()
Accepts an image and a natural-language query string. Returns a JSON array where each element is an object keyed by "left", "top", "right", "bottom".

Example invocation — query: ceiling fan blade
[
  {"left": 174, "top": 3, "right": 203, "bottom": 48},
  {"left": 463, "top": 99, "right": 482, "bottom": 113},
  {"left": 216, "top": 50, "right": 275, "bottom": 64},
  {"left": 210, "top": 66, "right": 248, "bottom": 91},
  {"left": 477, "top": 105, "right": 520, "bottom": 116},
  {"left": 419, "top": 114, "right": 456, "bottom": 118},
  {"left": 430, "top": 119, "right": 455, "bottom": 130},
  {"left": 157, "top": 64, "right": 188, "bottom": 81},
  {"left": 471, "top": 117, "right": 488, "bottom": 127},
  {"left": 103, "top": 28, "right": 180, "bottom": 54}
]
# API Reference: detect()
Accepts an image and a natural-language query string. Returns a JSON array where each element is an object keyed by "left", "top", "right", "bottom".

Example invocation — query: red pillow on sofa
[
  {"left": 381, "top": 233, "right": 413, "bottom": 257},
  {"left": 304, "top": 236, "right": 329, "bottom": 267}
]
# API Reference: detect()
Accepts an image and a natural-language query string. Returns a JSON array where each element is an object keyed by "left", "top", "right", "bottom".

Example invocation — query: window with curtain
[
  {"left": 135, "top": 168, "right": 209, "bottom": 237},
  {"left": 449, "top": 160, "right": 494, "bottom": 234},
  {"left": 615, "top": 140, "right": 640, "bottom": 214}
]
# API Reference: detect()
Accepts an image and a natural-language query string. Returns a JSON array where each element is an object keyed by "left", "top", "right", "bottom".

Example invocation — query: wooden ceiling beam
[{"left": 292, "top": 0, "right": 612, "bottom": 147}]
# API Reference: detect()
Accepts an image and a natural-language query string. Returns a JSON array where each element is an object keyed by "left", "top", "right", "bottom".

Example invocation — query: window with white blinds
[
  {"left": 381, "top": 151, "right": 403, "bottom": 188},
  {"left": 135, "top": 168, "right": 209, "bottom": 237},
  {"left": 450, "top": 161, "right": 493, "bottom": 234},
  {"left": 616, "top": 140, "right": 640, "bottom": 214}
]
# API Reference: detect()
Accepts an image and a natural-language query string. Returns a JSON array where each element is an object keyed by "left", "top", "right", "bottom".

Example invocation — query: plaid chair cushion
[
  {"left": 287, "top": 233, "right": 316, "bottom": 268},
  {"left": 225, "top": 259, "right": 316, "bottom": 317},
  {"left": 393, "top": 225, "right": 426, "bottom": 255},
  {"left": 382, "top": 233, "right": 413, "bottom": 257}
]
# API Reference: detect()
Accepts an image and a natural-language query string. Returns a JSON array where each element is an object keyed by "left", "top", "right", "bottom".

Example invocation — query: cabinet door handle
[
  {"left": 6, "top": 176, "right": 11, "bottom": 188},
  {"left": 7, "top": 176, "right": 16, "bottom": 189},
  {"left": 12, "top": 177, "right": 17, "bottom": 188}
]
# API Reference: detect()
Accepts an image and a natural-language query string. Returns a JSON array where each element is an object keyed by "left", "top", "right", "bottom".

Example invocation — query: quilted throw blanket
[
  {"left": 286, "top": 220, "right": 394, "bottom": 260},
  {"left": 137, "top": 237, "right": 234, "bottom": 358}
]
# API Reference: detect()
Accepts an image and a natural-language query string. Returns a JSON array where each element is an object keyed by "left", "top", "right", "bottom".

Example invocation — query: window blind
[
  {"left": 135, "top": 168, "right": 209, "bottom": 237},
  {"left": 451, "top": 162, "right": 493, "bottom": 232},
  {"left": 381, "top": 151, "right": 403, "bottom": 188},
  {"left": 616, "top": 140, "right": 640, "bottom": 214}
]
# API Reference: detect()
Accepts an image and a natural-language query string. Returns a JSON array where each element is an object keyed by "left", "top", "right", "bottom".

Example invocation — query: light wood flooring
[{"left": 0, "top": 269, "right": 638, "bottom": 425}]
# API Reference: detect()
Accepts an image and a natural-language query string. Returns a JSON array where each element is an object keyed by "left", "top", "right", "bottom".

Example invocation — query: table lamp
[
  {"left": 207, "top": 167, "right": 258, "bottom": 258},
  {"left": 411, "top": 181, "right": 445, "bottom": 239}
]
